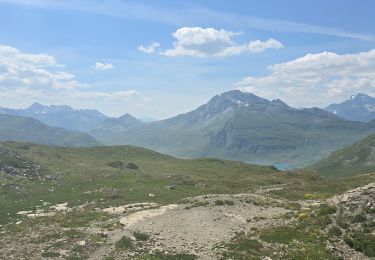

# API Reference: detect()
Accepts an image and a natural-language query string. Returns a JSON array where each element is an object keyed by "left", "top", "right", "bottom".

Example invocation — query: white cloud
[
  {"left": 161, "top": 27, "right": 284, "bottom": 57},
  {"left": 236, "top": 49, "right": 375, "bottom": 107},
  {"left": 0, "top": 44, "right": 86, "bottom": 90},
  {"left": 93, "top": 62, "right": 114, "bottom": 70},
  {"left": 248, "top": 39, "right": 284, "bottom": 53},
  {"left": 137, "top": 42, "right": 160, "bottom": 54},
  {"left": 0, "top": 44, "right": 143, "bottom": 115}
]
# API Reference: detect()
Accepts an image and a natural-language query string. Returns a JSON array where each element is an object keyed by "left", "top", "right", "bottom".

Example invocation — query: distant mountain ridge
[
  {"left": 3, "top": 91, "right": 375, "bottom": 166},
  {"left": 89, "top": 113, "right": 144, "bottom": 140},
  {"left": 0, "top": 113, "right": 100, "bottom": 147},
  {"left": 325, "top": 93, "right": 375, "bottom": 122},
  {"left": 95, "top": 90, "right": 375, "bottom": 166},
  {"left": 0, "top": 103, "right": 144, "bottom": 133},
  {"left": 0, "top": 103, "right": 107, "bottom": 132}
]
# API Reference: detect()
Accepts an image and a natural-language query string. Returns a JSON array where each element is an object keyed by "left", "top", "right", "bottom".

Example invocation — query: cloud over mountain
[{"left": 236, "top": 49, "right": 375, "bottom": 107}]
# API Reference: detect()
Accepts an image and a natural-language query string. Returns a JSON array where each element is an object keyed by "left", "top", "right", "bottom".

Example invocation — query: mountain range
[
  {"left": 325, "top": 93, "right": 375, "bottom": 122},
  {"left": 92, "top": 90, "right": 375, "bottom": 166},
  {"left": 0, "top": 103, "right": 145, "bottom": 133},
  {"left": 2, "top": 90, "right": 375, "bottom": 166}
]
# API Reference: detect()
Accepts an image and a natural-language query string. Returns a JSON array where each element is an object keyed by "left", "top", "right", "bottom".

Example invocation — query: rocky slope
[
  {"left": 2, "top": 181, "right": 374, "bottom": 259},
  {"left": 0, "top": 144, "right": 49, "bottom": 180}
]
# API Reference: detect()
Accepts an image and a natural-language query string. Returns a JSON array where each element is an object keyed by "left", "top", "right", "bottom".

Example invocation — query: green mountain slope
[
  {"left": 312, "top": 133, "right": 375, "bottom": 176},
  {"left": 0, "top": 114, "right": 100, "bottom": 147},
  {"left": 97, "top": 90, "right": 375, "bottom": 167}
]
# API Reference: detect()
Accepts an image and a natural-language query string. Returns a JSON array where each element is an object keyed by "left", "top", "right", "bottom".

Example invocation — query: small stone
[{"left": 77, "top": 240, "right": 86, "bottom": 246}]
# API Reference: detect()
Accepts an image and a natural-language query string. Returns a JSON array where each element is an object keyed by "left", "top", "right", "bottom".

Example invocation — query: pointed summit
[
  {"left": 325, "top": 93, "right": 375, "bottom": 122},
  {"left": 28, "top": 102, "right": 45, "bottom": 110}
]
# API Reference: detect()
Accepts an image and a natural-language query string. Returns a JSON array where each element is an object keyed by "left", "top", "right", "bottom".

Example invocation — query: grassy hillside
[
  {"left": 1, "top": 141, "right": 375, "bottom": 226},
  {"left": 0, "top": 114, "right": 100, "bottom": 147},
  {"left": 0, "top": 141, "right": 279, "bottom": 225},
  {"left": 312, "top": 133, "right": 375, "bottom": 177}
]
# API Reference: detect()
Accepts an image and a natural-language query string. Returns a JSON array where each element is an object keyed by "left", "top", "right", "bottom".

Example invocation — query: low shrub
[
  {"left": 133, "top": 231, "right": 150, "bottom": 241},
  {"left": 115, "top": 236, "right": 133, "bottom": 250}
]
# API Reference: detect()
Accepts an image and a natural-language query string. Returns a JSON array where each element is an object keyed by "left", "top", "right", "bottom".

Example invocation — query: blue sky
[{"left": 0, "top": 0, "right": 375, "bottom": 118}]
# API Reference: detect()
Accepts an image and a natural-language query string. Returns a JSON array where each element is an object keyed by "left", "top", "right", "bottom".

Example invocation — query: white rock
[{"left": 77, "top": 240, "right": 86, "bottom": 246}]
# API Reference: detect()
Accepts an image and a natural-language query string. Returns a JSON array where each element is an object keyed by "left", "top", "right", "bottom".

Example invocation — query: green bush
[
  {"left": 41, "top": 251, "right": 61, "bottom": 257},
  {"left": 315, "top": 215, "right": 332, "bottom": 228},
  {"left": 232, "top": 238, "right": 263, "bottom": 251},
  {"left": 328, "top": 226, "right": 342, "bottom": 237},
  {"left": 353, "top": 214, "right": 367, "bottom": 223},
  {"left": 133, "top": 231, "right": 150, "bottom": 241},
  {"left": 126, "top": 162, "right": 138, "bottom": 170},
  {"left": 115, "top": 236, "right": 133, "bottom": 250},
  {"left": 224, "top": 200, "right": 234, "bottom": 206},
  {"left": 214, "top": 200, "right": 225, "bottom": 205},
  {"left": 318, "top": 204, "right": 336, "bottom": 216},
  {"left": 214, "top": 199, "right": 234, "bottom": 206},
  {"left": 346, "top": 232, "right": 375, "bottom": 257},
  {"left": 336, "top": 216, "right": 350, "bottom": 229},
  {"left": 107, "top": 160, "right": 125, "bottom": 169}
]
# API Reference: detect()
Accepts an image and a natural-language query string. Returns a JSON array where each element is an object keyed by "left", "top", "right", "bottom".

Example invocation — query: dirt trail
[
  {"left": 89, "top": 193, "right": 291, "bottom": 259},
  {"left": 119, "top": 204, "right": 178, "bottom": 227}
]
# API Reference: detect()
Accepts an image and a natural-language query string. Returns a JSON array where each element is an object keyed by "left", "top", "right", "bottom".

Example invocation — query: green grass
[
  {"left": 1, "top": 141, "right": 375, "bottom": 227},
  {"left": 136, "top": 253, "right": 197, "bottom": 260},
  {"left": 0, "top": 142, "right": 285, "bottom": 225},
  {"left": 221, "top": 227, "right": 338, "bottom": 260},
  {"left": 269, "top": 170, "right": 375, "bottom": 201},
  {"left": 260, "top": 226, "right": 312, "bottom": 244},
  {"left": 220, "top": 235, "right": 266, "bottom": 260},
  {"left": 41, "top": 251, "right": 61, "bottom": 257}
]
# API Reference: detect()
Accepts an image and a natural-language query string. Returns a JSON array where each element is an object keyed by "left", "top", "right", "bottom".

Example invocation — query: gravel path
[{"left": 89, "top": 193, "right": 291, "bottom": 259}]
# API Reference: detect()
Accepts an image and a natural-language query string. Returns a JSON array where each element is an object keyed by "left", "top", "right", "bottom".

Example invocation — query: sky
[{"left": 0, "top": 0, "right": 375, "bottom": 119}]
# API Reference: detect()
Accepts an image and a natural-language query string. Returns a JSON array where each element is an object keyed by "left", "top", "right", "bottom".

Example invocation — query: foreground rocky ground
[{"left": 0, "top": 183, "right": 374, "bottom": 259}]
